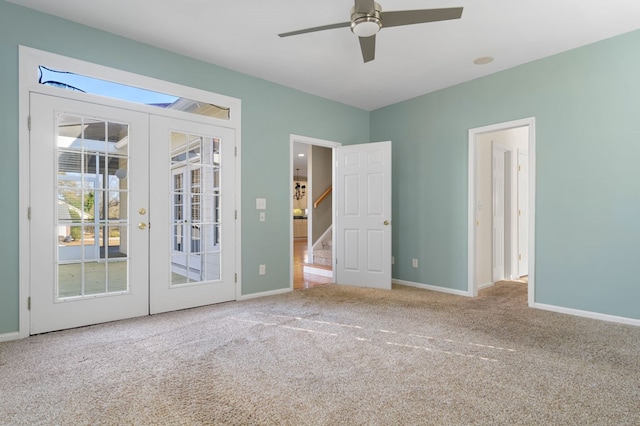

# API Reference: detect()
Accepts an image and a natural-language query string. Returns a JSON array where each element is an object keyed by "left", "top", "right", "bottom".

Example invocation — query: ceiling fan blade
[
  {"left": 358, "top": 35, "right": 376, "bottom": 63},
  {"left": 278, "top": 21, "right": 350, "bottom": 38},
  {"left": 381, "top": 7, "right": 463, "bottom": 28},
  {"left": 354, "top": 0, "right": 375, "bottom": 14}
]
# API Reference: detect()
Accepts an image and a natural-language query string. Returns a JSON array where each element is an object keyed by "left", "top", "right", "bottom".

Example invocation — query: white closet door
[{"left": 518, "top": 150, "right": 529, "bottom": 277}]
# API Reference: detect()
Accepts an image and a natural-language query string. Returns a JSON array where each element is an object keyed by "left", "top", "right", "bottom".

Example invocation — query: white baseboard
[
  {"left": 478, "top": 281, "right": 494, "bottom": 290},
  {"left": 393, "top": 279, "right": 472, "bottom": 297},
  {"left": 0, "top": 331, "right": 21, "bottom": 342},
  {"left": 532, "top": 303, "right": 640, "bottom": 327},
  {"left": 238, "top": 287, "right": 292, "bottom": 301},
  {"left": 303, "top": 265, "right": 333, "bottom": 278}
]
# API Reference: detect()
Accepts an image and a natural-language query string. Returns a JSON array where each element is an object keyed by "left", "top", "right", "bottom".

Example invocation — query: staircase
[
  {"left": 313, "top": 236, "right": 332, "bottom": 266},
  {"left": 304, "top": 186, "right": 333, "bottom": 278},
  {"left": 303, "top": 233, "right": 333, "bottom": 278}
]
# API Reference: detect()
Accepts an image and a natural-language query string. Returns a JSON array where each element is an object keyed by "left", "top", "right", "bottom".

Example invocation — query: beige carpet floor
[{"left": 1, "top": 282, "right": 639, "bottom": 425}]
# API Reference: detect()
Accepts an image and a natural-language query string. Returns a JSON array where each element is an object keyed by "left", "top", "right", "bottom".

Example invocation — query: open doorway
[
  {"left": 290, "top": 136, "right": 340, "bottom": 290},
  {"left": 468, "top": 118, "right": 535, "bottom": 305}
]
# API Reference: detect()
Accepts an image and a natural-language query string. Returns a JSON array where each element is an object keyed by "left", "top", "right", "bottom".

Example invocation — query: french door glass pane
[
  {"left": 170, "top": 133, "right": 221, "bottom": 285},
  {"left": 84, "top": 261, "right": 107, "bottom": 295},
  {"left": 55, "top": 112, "right": 130, "bottom": 299},
  {"left": 58, "top": 263, "right": 82, "bottom": 298}
]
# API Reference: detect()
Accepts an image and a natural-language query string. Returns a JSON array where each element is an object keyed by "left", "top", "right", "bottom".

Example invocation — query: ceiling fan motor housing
[{"left": 350, "top": 2, "right": 382, "bottom": 37}]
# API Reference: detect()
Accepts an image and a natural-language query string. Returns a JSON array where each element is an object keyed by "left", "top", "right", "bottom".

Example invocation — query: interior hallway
[{"left": 293, "top": 238, "right": 333, "bottom": 290}]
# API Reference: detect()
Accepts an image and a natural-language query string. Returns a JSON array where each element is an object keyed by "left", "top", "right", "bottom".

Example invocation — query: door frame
[
  {"left": 289, "top": 134, "right": 341, "bottom": 290},
  {"left": 468, "top": 117, "right": 536, "bottom": 305},
  {"left": 18, "top": 46, "right": 242, "bottom": 338}
]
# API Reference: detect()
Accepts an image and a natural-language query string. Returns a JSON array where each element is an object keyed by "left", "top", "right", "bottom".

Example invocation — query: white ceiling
[{"left": 8, "top": 0, "right": 640, "bottom": 111}]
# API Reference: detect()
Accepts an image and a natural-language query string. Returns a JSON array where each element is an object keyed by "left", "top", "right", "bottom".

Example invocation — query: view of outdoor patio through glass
[
  {"left": 56, "top": 113, "right": 129, "bottom": 298},
  {"left": 39, "top": 66, "right": 231, "bottom": 120},
  {"left": 170, "top": 131, "right": 221, "bottom": 285}
]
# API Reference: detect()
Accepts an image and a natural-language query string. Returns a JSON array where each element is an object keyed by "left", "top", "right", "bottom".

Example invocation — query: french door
[
  {"left": 29, "top": 93, "right": 236, "bottom": 334},
  {"left": 149, "top": 116, "right": 236, "bottom": 314}
]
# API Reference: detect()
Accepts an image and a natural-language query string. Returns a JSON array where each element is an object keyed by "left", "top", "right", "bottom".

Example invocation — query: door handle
[
  {"left": 384, "top": 220, "right": 390, "bottom": 226},
  {"left": 138, "top": 222, "right": 147, "bottom": 230}
]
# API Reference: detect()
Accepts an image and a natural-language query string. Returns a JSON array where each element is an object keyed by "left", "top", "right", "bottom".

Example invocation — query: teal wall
[
  {"left": 371, "top": 29, "right": 640, "bottom": 319},
  {"left": 0, "top": 1, "right": 369, "bottom": 334}
]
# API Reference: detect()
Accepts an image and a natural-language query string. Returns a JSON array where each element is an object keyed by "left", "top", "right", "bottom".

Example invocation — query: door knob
[
  {"left": 138, "top": 208, "right": 146, "bottom": 215},
  {"left": 138, "top": 222, "right": 147, "bottom": 230},
  {"left": 384, "top": 220, "right": 390, "bottom": 226}
]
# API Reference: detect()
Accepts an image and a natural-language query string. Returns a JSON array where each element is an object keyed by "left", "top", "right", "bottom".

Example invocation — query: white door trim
[
  {"left": 289, "top": 134, "right": 341, "bottom": 290},
  {"left": 19, "top": 46, "right": 242, "bottom": 338},
  {"left": 468, "top": 117, "right": 536, "bottom": 305}
]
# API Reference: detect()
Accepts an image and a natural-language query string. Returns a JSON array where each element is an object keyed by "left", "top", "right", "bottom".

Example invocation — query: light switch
[
  {"left": 256, "top": 198, "right": 266, "bottom": 210},
  {"left": 260, "top": 212, "right": 266, "bottom": 222}
]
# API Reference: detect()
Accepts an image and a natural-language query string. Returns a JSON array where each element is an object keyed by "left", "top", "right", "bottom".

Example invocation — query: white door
[
  {"left": 335, "top": 141, "right": 392, "bottom": 289},
  {"left": 517, "top": 150, "right": 529, "bottom": 277},
  {"left": 29, "top": 94, "right": 237, "bottom": 333},
  {"left": 149, "top": 116, "right": 236, "bottom": 314},
  {"left": 492, "top": 144, "right": 506, "bottom": 282},
  {"left": 29, "top": 93, "right": 150, "bottom": 334}
]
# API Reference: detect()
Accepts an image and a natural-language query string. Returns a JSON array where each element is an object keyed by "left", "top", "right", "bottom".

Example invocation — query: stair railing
[{"left": 313, "top": 185, "right": 332, "bottom": 209}]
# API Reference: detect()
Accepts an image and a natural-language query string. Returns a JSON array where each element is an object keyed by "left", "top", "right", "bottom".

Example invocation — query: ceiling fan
[{"left": 278, "top": 0, "right": 463, "bottom": 63}]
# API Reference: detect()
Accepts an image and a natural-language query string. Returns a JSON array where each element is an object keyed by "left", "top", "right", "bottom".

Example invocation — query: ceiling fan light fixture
[
  {"left": 351, "top": 17, "right": 382, "bottom": 37},
  {"left": 350, "top": 2, "right": 382, "bottom": 37}
]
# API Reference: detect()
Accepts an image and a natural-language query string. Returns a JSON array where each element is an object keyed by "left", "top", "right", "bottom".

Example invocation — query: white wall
[{"left": 476, "top": 127, "right": 528, "bottom": 287}]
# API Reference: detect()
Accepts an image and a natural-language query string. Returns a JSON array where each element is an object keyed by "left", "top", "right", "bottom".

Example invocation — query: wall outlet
[
  {"left": 259, "top": 212, "right": 266, "bottom": 222},
  {"left": 259, "top": 264, "right": 266, "bottom": 275},
  {"left": 412, "top": 258, "right": 418, "bottom": 268}
]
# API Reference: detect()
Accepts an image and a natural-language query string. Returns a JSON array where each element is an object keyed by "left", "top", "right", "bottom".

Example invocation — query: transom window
[{"left": 39, "top": 66, "right": 230, "bottom": 120}]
